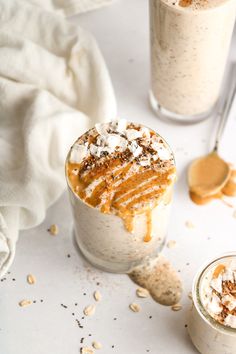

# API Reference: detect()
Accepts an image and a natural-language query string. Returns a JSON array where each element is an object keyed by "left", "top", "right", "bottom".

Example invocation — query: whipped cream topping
[
  {"left": 69, "top": 120, "right": 174, "bottom": 169},
  {"left": 201, "top": 260, "right": 236, "bottom": 328}
]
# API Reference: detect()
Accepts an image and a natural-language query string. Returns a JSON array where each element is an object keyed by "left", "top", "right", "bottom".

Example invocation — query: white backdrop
[{"left": 1, "top": 1, "right": 236, "bottom": 353}]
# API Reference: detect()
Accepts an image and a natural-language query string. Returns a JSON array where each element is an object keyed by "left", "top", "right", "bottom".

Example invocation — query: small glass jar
[
  {"left": 65, "top": 123, "right": 176, "bottom": 274},
  {"left": 149, "top": 0, "right": 236, "bottom": 124},
  {"left": 188, "top": 253, "right": 236, "bottom": 354}
]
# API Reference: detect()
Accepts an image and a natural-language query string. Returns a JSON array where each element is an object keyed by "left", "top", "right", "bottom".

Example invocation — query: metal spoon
[{"left": 188, "top": 63, "right": 236, "bottom": 199}]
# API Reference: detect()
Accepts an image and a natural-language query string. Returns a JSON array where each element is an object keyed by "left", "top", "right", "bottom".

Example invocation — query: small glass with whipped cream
[
  {"left": 65, "top": 120, "right": 176, "bottom": 273},
  {"left": 188, "top": 253, "right": 236, "bottom": 354},
  {"left": 149, "top": 0, "right": 236, "bottom": 124}
]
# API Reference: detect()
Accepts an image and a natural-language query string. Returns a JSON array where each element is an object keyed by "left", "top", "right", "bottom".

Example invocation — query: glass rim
[
  {"left": 192, "top": 252, "right": 236, "bottom": 334},
  {"left": 149, "top": 0, "right": 236, "bottom": 15}
]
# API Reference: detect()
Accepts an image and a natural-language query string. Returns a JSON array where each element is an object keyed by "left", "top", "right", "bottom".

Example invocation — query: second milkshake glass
[
  {"left": 149, "top": 0, "right": 236, "bottom": 124},
  {"left": 188, "top": 254, "right": 236, "bottom": 354}
]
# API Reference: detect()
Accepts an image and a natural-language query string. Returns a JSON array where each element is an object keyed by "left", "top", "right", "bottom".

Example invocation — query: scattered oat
[
  {"left": 92, "top": 341, "right": 102, "bottom": 350},
  {"left": 233, "top": 209, "right": 236, "bottom": 219},
  {"left": 81, "top": 347, "right": 94, "bottom": 354},
  {"left": 27, "top": 274, "right": 36, "bottom": 285},
  {"left": 48, "top": 224, "right": 59, "bottom": 235},
  {"left": 93, "top": 290, "right": 101, "bottom": 302},
  {"left": 188, "top": 291, "right": 193, "bottom": 300},
  {"left": 185, "top": 220, "right": 195, "bottom": 229},
  {"left": 19, "top": 299, "right": 32, "bottom": 307},
  {"left": 129, "top": 303, "right": 141, "bottom": 312},
  {"left": 136, "top": 287, "right": 149, "bottom": 298},
  {"left": 166, "top": 240, "right": 177, "bottom": 249},
  {"left": 84, "top": 304, "right": 96, "bottom": 316},
  {"left": 171, "top": 304, "right": 182, "bottom": 311}
]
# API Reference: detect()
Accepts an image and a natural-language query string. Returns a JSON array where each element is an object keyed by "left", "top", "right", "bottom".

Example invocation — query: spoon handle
[{"left": 214, "top": 62, "right": 236, "bottom": 152}]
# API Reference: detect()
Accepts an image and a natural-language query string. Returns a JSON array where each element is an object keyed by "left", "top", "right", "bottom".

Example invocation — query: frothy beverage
[
  {"left": 66, "top": 120, "right": 176, "bottom": 273},
  {"left": 188, "top": 254, "right": 236, "bottom": 354},
  {"left": 150, "top": 0, "right": 236, "bottom": 123}
]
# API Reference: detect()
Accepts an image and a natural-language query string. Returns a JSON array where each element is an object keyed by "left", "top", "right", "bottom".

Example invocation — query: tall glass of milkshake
[
  {"left": 65, "top": 120, "right": 176, "bottom": 273},
  {"left": 149, "top": 0, "right": 236, "bottom": 123}
]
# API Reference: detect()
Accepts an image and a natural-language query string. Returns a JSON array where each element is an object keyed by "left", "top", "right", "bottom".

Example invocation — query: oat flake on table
[
  {"left": 129, "top": 303, "right": 141, "bottom": 312},
  {"left": 92, "top": 341, "right": 102, "bottom": 350},
  {"left": 27, "top": 274, "right": 36, "bottom": 284},
  {"left": 136, "top": 287, "right": 149, "bottom": 298},
  {"left": 19, "top": 299, "right": 32, "bottom": 307},
  {"left": 83, "top": 304, "right": 96, "bottom": 316},
  {"left": 93, "top": 290, "right": 101, "bottom": 302},
  {"left": 171, "top": 304, "right": 182, "bottom": 311},
  {"left": 48, "top": 224, "right": 59, "bottom": 235}
]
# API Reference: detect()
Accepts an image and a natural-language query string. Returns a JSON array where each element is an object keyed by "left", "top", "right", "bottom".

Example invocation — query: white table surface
[{"left": 1, "top": 1, "right": 236, "bottom": 354}]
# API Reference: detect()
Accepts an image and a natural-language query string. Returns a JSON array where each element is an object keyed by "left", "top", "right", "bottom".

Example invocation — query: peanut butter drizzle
[
  {"left": 122, "top": 214, "right": 134, "bottom": 233},
  {"left": 114, "top": 169, "right": 157, "bottom": 199},
  {"left": 114, "top": 169, "right": 172, "bottom": 202},
  {"left": 85, "top": 163, "right": 133, "bottom": 207},
  {"left": 118, "top": 189, "right": 165, "bottom": 213},
  {"left": 80, "top": 157, "right": 125, "bottom": 188},
  {"left": 144, "top": 210, "right": 152, "bottom": 242},
  {"left": 113, "top": 177, "right": 164, "bottom": 207},
  {"left": 67, "top": 160, "right": 175, "bottom": 242},
  {"left": 179, "top": 0, "right": 192, "bottom": 7},
  {"left": 213, "top": 264, "right": 226, "bottom": 279},
  {"left": 85, "top": 180, "right": 108, "bottom": 207}
]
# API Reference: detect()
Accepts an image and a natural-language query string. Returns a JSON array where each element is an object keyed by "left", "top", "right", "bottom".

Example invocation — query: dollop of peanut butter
[{"left": 188, "top": 152, "right": 235, "bottom": 206}]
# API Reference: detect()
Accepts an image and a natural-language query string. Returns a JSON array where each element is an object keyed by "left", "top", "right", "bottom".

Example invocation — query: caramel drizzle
[
  {"left": 81, "top": 158, "right": 123, "bottom": 188},
  {"left": 122, "top": 214, "right": 134, "bottom": 233},
  {"left": 67, "top": 160, "right": 175, "bottom": 242},
  {"left": 144, "top": 210, "right": 152, "bottom": 242}
]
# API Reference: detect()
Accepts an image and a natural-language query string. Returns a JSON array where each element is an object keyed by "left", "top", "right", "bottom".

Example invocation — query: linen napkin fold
[
  {"left": 0, "top": 0, "right": 117, "bottom": 277},
  {"left": 27, "top": 0, "right": 114, "bottom": 17}
]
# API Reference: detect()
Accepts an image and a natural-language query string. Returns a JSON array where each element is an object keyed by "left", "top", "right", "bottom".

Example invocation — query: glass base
[{"left": 149, "top": 90, "right": 216, "bottom": 125}]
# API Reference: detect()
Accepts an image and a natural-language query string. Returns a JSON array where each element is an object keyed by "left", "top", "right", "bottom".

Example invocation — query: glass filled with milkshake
[
  {"left": 149, "top": 0, "right": 236, "bottom": 123},
  {"left": 188, "top": 253, "right": 236, "bottom": 354},
  {"left": 65, "top": 120, "right": 176, "bottom": 273}
]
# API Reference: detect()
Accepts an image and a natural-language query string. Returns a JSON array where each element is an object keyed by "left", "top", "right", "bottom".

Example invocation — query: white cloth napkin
[
  {"left": 0, "top": 0, "right": 117, "bottom": 277},
  {"left": 27, "top": 0, "right": 114, "bottom": 16}
]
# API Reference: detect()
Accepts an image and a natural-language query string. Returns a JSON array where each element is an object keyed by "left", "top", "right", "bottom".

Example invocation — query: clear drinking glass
[
  {"left": 149, "top": 0, "right": 236, "bottom": 124},
  {"left": 65, "top": 123, "right": 176, "bottom": 274},
  {"left": 188, "top": 253, "right": 236, "bottom": 354}
]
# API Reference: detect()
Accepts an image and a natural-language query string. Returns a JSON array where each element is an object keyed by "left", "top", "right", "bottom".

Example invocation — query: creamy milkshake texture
[
  {"left": 66, "top": 120, "right": 176, "bottom": 273},
  {"left": 188, "top": 254, "right": 236, "bottom": 354},
  {"left": 150, "top": 0, "right": 236, "bottom": 120}
]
